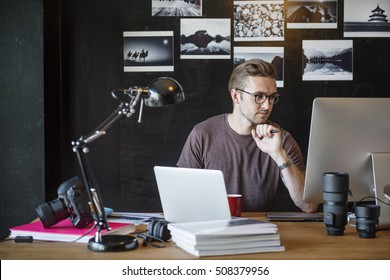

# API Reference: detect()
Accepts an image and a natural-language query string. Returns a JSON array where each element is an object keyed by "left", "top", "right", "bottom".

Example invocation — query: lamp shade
[{"left": 144, "top": 77, "right": 185, "bottom": 107}]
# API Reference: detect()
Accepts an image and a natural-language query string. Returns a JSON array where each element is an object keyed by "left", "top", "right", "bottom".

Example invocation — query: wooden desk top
[{"left": 1, "top": 213, "right": 389, "bottom": 260}]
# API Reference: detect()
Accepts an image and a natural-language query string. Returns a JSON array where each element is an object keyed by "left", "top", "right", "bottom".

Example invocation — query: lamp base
[{"left": 88, "top": 235, "right": 138, "bottom": 252}]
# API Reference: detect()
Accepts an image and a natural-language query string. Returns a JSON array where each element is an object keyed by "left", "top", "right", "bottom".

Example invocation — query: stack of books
[{"left": 168, "top": 218, "right": 284, "bottom": 257}]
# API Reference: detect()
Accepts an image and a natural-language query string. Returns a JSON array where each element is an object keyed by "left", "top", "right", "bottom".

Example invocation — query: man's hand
[{"left": 251, "top": 124, "right": 283, "bottom": 159}]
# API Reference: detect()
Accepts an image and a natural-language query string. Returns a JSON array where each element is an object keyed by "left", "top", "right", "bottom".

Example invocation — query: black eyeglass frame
[{"left": 236, "top": 88, "right": 280, "bottom": 105}]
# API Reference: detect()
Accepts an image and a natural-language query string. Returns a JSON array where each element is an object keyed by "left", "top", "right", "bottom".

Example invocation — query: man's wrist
[
  {"left": 278, "top": 158, "right": 293, "bottom": 170},
  {"left": 271, "top": 150, "right": 290, "bottom": 166}
]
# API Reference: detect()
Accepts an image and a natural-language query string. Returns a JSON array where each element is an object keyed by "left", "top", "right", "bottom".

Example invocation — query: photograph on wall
[
  {"left": 234, "top": 46, "right": 284, "bottom": 87},
  {"left": 152, "top": 0, "right": 202, "bottom": 17},
  {"left": 302, "top": 40, "right": 353, "bottom": 81},
  {"left": 286, "top": 0, "right": 337, "bottom": 29},
  {"left": 180, "top": 18, "right": 231, "bottom": 59},
  {"left": 233, "top": 0, "right": 284, "bottom": 42},
  {"left": 344, "top": 0, "right": 390, "bottom": 37},
  {"left": 123, "top": 31, "right": 174, "bottom": 72}
]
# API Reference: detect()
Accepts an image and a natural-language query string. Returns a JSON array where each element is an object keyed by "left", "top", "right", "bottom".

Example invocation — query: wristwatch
[{"left": 279, "top": 158, "right": 293, "bottom": 170}]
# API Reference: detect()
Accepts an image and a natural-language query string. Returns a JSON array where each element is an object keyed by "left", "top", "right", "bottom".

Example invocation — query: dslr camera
[{"left": 35, "top": 177, "right": 93, "bottom": 228}]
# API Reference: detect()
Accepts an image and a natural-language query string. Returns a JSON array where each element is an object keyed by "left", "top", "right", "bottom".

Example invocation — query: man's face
[{"left": 235, "top": 76, "right": 278, "bottom": 125}]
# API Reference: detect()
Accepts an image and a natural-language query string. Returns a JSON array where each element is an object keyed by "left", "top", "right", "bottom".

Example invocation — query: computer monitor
[{"left": 303, "top": 98, "right": 390, "bottom": 229}]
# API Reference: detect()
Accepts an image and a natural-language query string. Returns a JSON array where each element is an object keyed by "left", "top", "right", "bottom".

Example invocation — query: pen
[{"left": 271, "top": 129, "right": 280, "bottom": 133}]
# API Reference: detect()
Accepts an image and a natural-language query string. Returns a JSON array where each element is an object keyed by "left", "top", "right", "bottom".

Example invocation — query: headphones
[{"left": 137, "top": 218, "right": 171, "bottom": 248}]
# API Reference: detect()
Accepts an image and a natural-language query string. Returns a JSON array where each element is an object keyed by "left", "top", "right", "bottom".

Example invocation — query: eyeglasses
[{"left": 236, "top": 88, "right": 280, "bottom": 105}]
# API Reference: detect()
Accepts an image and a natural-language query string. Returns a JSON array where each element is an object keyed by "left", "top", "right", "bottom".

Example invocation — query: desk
[{"left": 1, "top": 213, "right": 389, "bottom": 260}]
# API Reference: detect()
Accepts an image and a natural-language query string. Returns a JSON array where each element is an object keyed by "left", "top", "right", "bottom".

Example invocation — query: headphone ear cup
[
  {"left": 147, "top": 219, "right": 171, "bottom": 242},
  {"left": 156, "top": 220, "right": 171, "bottom": 242},
  {"left": 152, "top": 220, "right": 161, "bottom": 238},
  {"left": 147, "top": 219, "right": 156, "bottom": 236},
  {"left": 160, "top": 221, "right": 172, "bottom": 241}
]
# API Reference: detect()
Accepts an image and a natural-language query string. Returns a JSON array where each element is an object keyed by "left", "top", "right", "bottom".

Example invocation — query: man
[{"left": 177, "top": 59, "right": 318, "bottom": 213}]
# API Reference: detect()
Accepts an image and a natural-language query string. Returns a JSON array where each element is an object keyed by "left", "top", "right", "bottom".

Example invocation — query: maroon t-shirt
[{"left": 177, "top": 114, "right": 305, "bottom": 211}]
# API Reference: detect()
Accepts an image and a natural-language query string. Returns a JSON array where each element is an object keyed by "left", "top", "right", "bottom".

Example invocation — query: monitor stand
[{"left": 371, "top": 153, "right": 390, "bottom": 230}]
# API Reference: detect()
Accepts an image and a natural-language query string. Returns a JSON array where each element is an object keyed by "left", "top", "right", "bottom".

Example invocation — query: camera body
[{"left": 36, "top": 177, "right": 93, "bottom": 228}]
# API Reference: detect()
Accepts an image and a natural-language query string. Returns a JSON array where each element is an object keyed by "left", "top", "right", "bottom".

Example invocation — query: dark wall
[
  {"left": 0, "top": 0, "right": 44, "bottom": 239},
  {"left": 58, "top": 0, "right": 235, "bottom": 212},
  {"left": 54, "top": 0, "right": 390, "bottom": 213}
]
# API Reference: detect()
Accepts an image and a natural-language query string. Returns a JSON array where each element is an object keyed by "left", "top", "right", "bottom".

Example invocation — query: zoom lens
[
  {"left": 322, "top": 172, "right": 349, "bottom": 236},
  {"left": 35, "top": 199, "right": 69, "bottom": 228}
]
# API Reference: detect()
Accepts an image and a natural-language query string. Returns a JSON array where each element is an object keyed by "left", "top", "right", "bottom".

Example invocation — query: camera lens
[
  {"left": 355, "top": 204, "right": 380, "bottom": 238},
  {"left": 35, "top": 199, "right": 69, "bottom": 228},
  {"left": 322, "top": 172, "right": 349, "bottom": 236}
]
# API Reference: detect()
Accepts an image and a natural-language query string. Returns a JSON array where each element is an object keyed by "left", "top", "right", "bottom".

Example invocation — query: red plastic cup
[{"left": 227, "top": 194, "right": 242, "bottom": 217}]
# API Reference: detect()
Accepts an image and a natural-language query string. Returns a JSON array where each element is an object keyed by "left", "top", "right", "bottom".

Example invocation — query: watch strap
[{"left": 279, "top": 158, "right": 293, "bottom": 170}]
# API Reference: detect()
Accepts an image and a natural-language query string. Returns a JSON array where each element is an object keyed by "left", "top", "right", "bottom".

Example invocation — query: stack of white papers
[{"left": 168, "top": 218, "right": 284, "bottom": 257}]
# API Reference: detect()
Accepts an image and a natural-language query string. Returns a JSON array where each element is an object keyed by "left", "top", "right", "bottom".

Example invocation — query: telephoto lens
[
  {"left": 322, "top": 172, "right": 349, "bottom": 236},
  {"left": 355, "top": 204, "right": 381, "bottom": 238}
]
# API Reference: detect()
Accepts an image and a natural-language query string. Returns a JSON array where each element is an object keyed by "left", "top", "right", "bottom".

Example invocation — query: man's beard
[{"left": 240, "top": 108, "right": 270, "bottom": 126}]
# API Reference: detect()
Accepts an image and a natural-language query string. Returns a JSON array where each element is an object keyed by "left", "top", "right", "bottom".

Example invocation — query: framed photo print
[
  {"left": 286, "top": 0, "right": 337, "bottom": 29},
  {"left": 233, "top": 0, "right": 284, "bottom": 41},
  {"left": 302, "top": 40, "right": 353, "bottom": 81},
  {"left": 234, "top": 46, "right": 284, "bottom": 87},
  {"left": 180, "top": 18, "right": 231, "bottom": 59},
  {"left": 123, "top": 31, "right": 174, "bottom": 72},
  {"left": 344, "top": 0, "right": 390, "bottom": 37},
  {"left": 152, "top": 0, "right": 202, "bottom": 17}
]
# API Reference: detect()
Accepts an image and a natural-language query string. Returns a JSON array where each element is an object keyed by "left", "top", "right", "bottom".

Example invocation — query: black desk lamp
[{"left": 71, "top": 77, "right": 185, "bottom": 252}]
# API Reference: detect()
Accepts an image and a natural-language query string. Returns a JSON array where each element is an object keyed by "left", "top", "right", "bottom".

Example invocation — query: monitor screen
[{"left": 304, "top": 98, "right": 390, "bottom": 205}]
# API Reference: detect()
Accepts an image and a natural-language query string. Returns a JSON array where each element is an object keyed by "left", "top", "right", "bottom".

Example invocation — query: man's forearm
[{"left": 281, "top": 164, "right": 319, "bottom": 213}]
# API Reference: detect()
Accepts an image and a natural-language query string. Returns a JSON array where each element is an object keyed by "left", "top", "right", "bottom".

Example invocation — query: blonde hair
[{"left": 228, "top": 59, "right": 277, "bottom": 92}]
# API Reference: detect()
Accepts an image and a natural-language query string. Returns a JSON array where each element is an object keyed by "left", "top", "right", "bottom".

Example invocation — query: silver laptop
[{"left": 153, "top": 166, "right": 231, "bottom": 223}]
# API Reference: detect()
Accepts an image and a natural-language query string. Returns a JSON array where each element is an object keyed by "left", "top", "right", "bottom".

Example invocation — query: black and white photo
[
  {"left": 233, "top": 0, "right": 284, "bottom": 41},
  {"left": 152, "top": 0, "right": 202, "bottom": 17},
  {"left": 344, "top": 0, "right": 390, "bottom": 37},
  {"left": 123, "top": 31, "right": 174, "bottom": 72},
  {"left": 286, "top": 0, "right": 337, "bottom": 29},
  {"left": 180, "top": 18, "right": 231, "bottom": 59},
  {"left": 302, "top": 40, "right": 353, "bottom": 81},
  {"left": 234, "top": 46, "right": 284, "bottom": 87}
]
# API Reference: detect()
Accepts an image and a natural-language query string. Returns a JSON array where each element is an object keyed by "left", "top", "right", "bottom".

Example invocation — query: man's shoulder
[
  {"left": 195, "top": 114, "right": 226, "bottom": 129},
  {"left": 189, "top": 114, "right": 227, "bottom": 138}
]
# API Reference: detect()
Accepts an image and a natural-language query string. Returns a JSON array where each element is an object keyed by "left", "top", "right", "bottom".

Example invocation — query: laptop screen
[{"left": 154, "top": 166, "right": 231, "bottom": 223}]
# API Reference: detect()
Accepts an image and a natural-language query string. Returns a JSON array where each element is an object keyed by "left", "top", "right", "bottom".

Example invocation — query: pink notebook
[{"left": 9, "top": 219, "right": 135, "bottom": 243}]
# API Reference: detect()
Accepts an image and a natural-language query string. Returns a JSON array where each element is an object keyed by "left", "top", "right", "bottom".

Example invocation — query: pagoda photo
[{"left": 368, "top": 4, "right": 389, "bottom": 22}]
